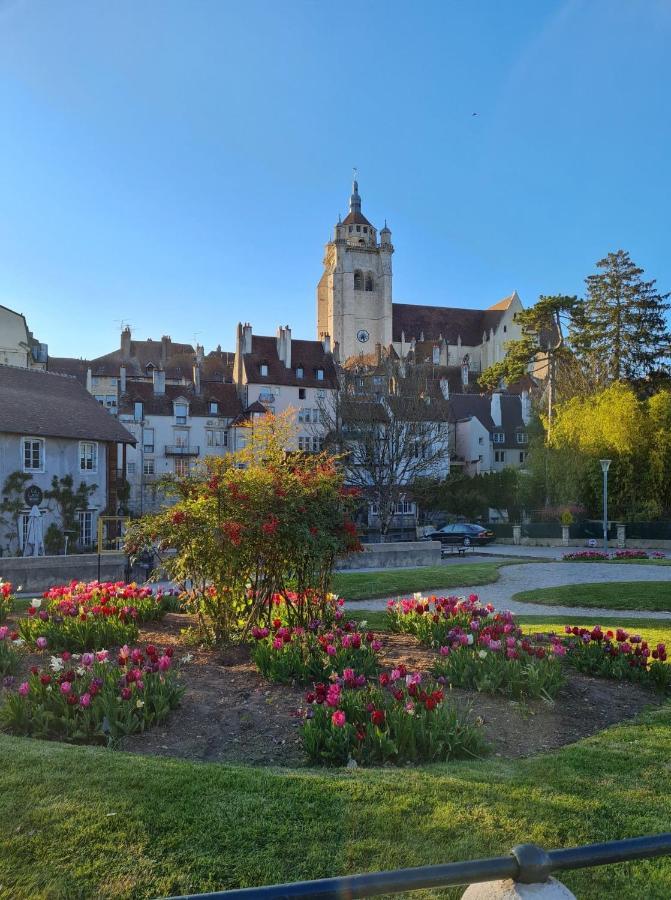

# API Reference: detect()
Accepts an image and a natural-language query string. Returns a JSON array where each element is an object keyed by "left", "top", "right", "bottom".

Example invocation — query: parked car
[{"left": 423, "top": 523, "right": 495, "bottom": 547}]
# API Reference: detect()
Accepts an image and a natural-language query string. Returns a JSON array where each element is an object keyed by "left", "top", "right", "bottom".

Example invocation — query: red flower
[
  {"left": 370, "top": 709, "right": 385, "bottom": 727},
  {"left": 171, "top": 510, "right": 186, "bottom": 526},
  {"left": 262, "top": 516, "right": 279, "bottom": 536}
]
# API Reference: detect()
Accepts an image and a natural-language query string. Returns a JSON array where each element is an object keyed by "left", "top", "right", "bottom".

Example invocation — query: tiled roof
[
  {"left": 392, "top": 301, "right": 509, "bottom": 346},
  {"left": 85, "top": 338, "right": 196, "bottom": 378},
  {"left": 118, "top": 381, "right": 243, "bottom": 418},
  {"left": 0, "top": 365, "right": 135, "bottom": 443},
  {"left": 342, "top": 210, "right": 373, "bottom": 227},
  {"left": 47, "top": 357, "right": 89, "bottom": 384},
  {"left": 243, "top": 336, "right": 337, "bottom": 388},
  {"left": 449, "top": 392, "right": 527, "bottom": 448}
]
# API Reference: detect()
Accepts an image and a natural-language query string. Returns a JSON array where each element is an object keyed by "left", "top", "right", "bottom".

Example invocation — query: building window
[
  {"left": 78, "top": 510, "right": 94, "bottom": 548},
  {"left": 143, "top": 459, "right": 155, "bottom": 475},
  {"left": 353, "top": 270, "right": 363, "bottom": 290},
  {"left": 206, "top": 429, "right": 227, "bottom": 448},
  {"left": 494, "top": 450, "right": 505, "bottom": 463},
  {"left": 348, "top": 226, "right": 353, "bottom": 233},
  {"left": 516, "top": 433, "right": 528, "bottom": 444},
  {"left": 174, "top": 429, "right": 188, "bottom": 448},
  {"left": 23, "top": 438, "right": 44, "bottom": 472},
  {"left": 19, "top": 512, "right": 30, "bottom": 552},
  {"left": 127, "top": 462, "right": 136, "bottom": 475},
  {"left": 134, "top": 401, "right": 143, "bottom": 421},
  {"left": 316, "top": 368, "right": 324, "bottom": 381},
  {"left": 174, "top": 458, "right": 190, "bottom": 477},
  {"left": 519, "top": 451, "right": 527, "bottom": 464},
  {"left": 79, "top": 441, "right": 98, "bottom": 472},
  {"left": 365, "top": 273, "right": 374, "bottom": 291},
  {"left": 396, "top": 499, "right": 415, "bottom": 515},
  {"left": 478, "top": 436, "right": 484, "bottom": 445},
  {"left": 260, "top": 363, "right": 268, "bottom": 377},
  {"left": 356, "top": 225, "right": 361, "bottom": 232},
  {"left": 298, "top": 388, "right": 306, "bottom": 399},
  {"left": 363, "top": 226, "right": 368, "bottom": 234},
  {"left": 296, "top": 366, "right": 304, "bottom": 379},
  {"left": 317, "top": 389, "right": 326, "bottom": 399},
  {"left": 493, "top": 432, "right": 505, "bottom": 444},
  {"left": 175, "top": 402, "right": 188, "bottom": 425},
  {"left": 298, "top": 408, "right": 310, "bottom": 424},
  {"left": 209, "top": 401, "right": 218, "bottom": 415},
  {"left": 143, "top": 428, "right": 155, "bottom": 454}
]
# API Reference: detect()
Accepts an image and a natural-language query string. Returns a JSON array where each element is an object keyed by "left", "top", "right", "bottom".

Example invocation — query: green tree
[
  {"left": 480, "top": 294, "right": 579, "bottom": 434},
  {"left": 44, "top": 475, "right": 97, "bottom": 549},
  {"left": 0, "top": 472, "right": 32, "bottom": 555},
  {"left": 571, "top": 250, "right": 671, "bottom": 385}
]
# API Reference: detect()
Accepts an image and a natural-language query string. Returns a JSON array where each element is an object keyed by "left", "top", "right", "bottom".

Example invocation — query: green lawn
[
  {"left": 567, "top": 558, "right": 671, "bottom": 566},
  {"left": 333, "top": 562, "right": 505, "bottom": 601},
  {"left": 513, "top": 581, "right": 671, "bottom": 612},
  {"left": 2, "top": 705, "right": 671, "bottom": 899}
]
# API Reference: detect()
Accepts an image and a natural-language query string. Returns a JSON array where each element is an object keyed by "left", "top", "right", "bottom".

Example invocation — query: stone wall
[
  {"left": 0, "top": 553, "right": 128, "bottom": 594},
  {"left": 336, "top": 540, "right": 442, "bottom": 571}
]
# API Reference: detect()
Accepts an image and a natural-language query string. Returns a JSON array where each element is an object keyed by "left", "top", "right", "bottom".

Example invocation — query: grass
[
  {"left": 512, "top": 581, "right": 671, "bottom": 612},
  {"left": 566, "top": 558, "right": 671, "bottom": 566},
  {"left": 2, "top": 704, "right": 671, "bottom": 899},
  {"left": 333, "top": 562, "right": 506, "bottom": 601}
]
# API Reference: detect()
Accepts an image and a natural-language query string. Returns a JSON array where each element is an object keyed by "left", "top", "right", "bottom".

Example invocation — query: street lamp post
[{"left": 600, "top": 459, "right": 611, "bottom": 553}]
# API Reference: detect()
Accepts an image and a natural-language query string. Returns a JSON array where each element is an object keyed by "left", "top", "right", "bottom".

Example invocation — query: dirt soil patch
[
  {"left": 7, "top": 613, "right": 666, "bottom": 766},
  {"left": 121, "top": 616, "right": 665, "bottom": 766}
]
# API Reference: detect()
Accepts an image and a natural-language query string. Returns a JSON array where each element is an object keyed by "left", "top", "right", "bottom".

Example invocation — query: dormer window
[
  {"left": 296, "top": 366, "right": 304, "bottom": 379},
  {"left": 174, "top": 401, "right": 188, "bottom": 425},
  {"left": 209, "top": 401, "right": 218, "bottom": 415},
  {"left": 260, "top": 363, "right": 268, "bottom": 377},
  {"left": 316, "top": 368, "right": 324, "bottom": 381},
  {"left": 134, "top": 401, "right": 143, "bottom": 421},
  {"left": 145, "top": 363, "right": 155, "bottom": 373}
]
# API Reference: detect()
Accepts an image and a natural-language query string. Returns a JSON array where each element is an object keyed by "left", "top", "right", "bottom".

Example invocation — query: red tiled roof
[
  {"left": 0, "top": 365, "right": 135, "bottom": 443},
  {"left": 342, "top": 210, "right": 373, "bottom": 227},
  {"left": 243, "top": 336, "right": 337, "bottom": 388}
]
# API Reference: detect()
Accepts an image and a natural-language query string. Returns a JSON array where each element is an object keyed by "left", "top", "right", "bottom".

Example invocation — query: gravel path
[{"left": 350, "top": 561, "right": 671, "bottom": 619}]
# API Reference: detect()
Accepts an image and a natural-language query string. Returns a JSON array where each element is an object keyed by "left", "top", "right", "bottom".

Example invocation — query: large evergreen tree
[{"left": 571, "top": 250, "right": 670, "bottom": 385}]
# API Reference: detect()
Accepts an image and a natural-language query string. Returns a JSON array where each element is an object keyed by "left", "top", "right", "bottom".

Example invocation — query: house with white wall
[
  {"left": 0, "top": 305, "right": 48, "bottom": 369},
  {"left": 0, "top": 365, "right": 134, "bottom": 555},
  {"left": 449, "top": 390, "right": 532, "bottom": 476}
]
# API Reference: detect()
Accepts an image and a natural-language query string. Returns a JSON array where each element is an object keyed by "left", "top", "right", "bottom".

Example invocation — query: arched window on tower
[
  {"left": 353, "top": 270, "right": 363, "bottom": 291},
  {"left": 365, "top": 272, "right": 374, "bottom": 292}
]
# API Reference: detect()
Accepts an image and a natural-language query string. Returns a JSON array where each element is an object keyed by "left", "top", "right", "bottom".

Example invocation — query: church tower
[{"left": 317, "top": 179, "right": 393, "bottom": 362}]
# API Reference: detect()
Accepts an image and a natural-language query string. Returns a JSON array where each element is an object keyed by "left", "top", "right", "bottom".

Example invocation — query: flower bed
[
  {"left": 301, "top": 666, "right": 485, "bottom": 766},
  {"left": 0, "top": 581, "right": 14, "bottom": 623},
  {"left": 250, "top": 617, "right": 382, "bottom": 684},
  {"left": 561, "top": 625, "right": 670, "bottom": 691},
  {"left": 17, "top": 581, "right": 171, "bottom": 652},
  {"left": 563, "top": 550, "right": 610, "bottom": 561},
  {"left": 0, "top": 644, "right": 183, "bottom": 743},
  {"left": 389, "top": 595, "right": 565, "bottom": 699}
]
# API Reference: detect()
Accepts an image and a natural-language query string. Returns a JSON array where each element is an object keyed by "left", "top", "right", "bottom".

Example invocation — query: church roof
[
  {"left": 342, "top": 210, "right": 372, "bottom": 227},
  {"left": 392, "top": 302, "right": 509, "bottom": 346}
]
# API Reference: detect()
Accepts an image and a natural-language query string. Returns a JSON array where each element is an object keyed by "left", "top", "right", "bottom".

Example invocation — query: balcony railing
[{"left": 164, "top": 445, "right": 200, "bottom": 456}]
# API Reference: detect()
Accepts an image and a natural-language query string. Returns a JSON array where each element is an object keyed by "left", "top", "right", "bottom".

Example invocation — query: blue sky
[{"left": 1, "top": 0, "right": 669, "bottom": 358}]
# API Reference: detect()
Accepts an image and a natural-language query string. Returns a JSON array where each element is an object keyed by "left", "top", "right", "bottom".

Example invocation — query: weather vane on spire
[{"left": 352, "top": 166, "right": 358, "bottom": 183}]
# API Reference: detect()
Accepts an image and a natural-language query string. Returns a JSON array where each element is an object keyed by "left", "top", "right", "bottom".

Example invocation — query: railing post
[
  {"left": 617, "top": 524, "right": 626, "bottom": 549},
  {"left": 512, "top": 525, "right": 521, "bottom": 545}
]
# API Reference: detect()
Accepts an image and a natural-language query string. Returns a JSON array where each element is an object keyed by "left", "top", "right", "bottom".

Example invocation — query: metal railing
[
  {"left": 164, "top": 445, "right": 200, "bottom": 456},
  {"left": 165, "top": 834, "right": 671, "bottom": 899}
]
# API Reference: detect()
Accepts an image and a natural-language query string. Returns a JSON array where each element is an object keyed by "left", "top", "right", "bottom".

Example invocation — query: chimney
[
  {"left": 193, "top": 362, "right": 201, "bottom": 395},
  {"left": 521, "top": 389, "right": 531, "bottom": 425},
  {"left": 491, "top": 391, "right": 502, "bottom": 427},
  {"left": 196, "top": 343, "right": 205, "bottom": 364},
  {"left": 160, "top": 335, "right": 171, "bottom": 365},
  {"left": 121, "top": 327, "right": 131, "bottom": 358},
  {"left": 375, "top": 342, "right": 382, "bottom": 364},
  {"left": 153, "top": 368, "right": 165, "bottom": 396},
  {"left": 321, "top": 332, "right": 331, "bottom": 354},
  {"left": 439, "top": 377, "right": 450, "bottom": 400},
  {"left": 242, "top": 322, "right": 252, "bottom": 355},
  {"left": 461, "top": 356, "right": 469, "bottom": 388},
  {"left": 119, "top": 365, "right": 127, "bottom": 395},
  {"left": 86, "top": 367, "right": 92, "bottom": 393},
  {"left": 276, "top": 325, "right": 291, "bottom": 368}
]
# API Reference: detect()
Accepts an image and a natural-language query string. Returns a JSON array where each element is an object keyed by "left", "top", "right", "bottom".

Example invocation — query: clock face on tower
[{"left": 356, "top": 329, "right": 370, "bottom": 344}]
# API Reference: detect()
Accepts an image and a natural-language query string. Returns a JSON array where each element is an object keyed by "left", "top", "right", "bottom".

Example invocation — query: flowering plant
[
  {"left": 0, "top": 643, "right": 183, "bottom": 743},
  {"left": 301, "top": 667, "right": 485, "bottom": 766},
  {"left": 561, "top": 625, "right": 670, "bottom": 691},
  {"left": 0, "top": 581, "right": 15, "bottom": 622},
  {"left": 563, "top": 550, "right": 610, "bottom": 561},
  {"left": 0, "top": 625, "right": 23, "bottom": 677},
  {"left": 387, "top": 593, "right": 495, "bottom": 648},
  {"left": 250, "top": 617, "right": 382, "bottom": 684},
  {"left": 613, "top": 549, "right": 652, "bottom": 560}
]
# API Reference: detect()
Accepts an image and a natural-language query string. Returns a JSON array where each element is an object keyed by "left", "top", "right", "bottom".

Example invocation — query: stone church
[{"left": 317, "top": 180, "right": 525, "bottom": 376}]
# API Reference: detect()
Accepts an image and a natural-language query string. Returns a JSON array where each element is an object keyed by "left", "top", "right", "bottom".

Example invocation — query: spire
[{"left": 349, "top": 173, "right": 362, "bottom": 216}]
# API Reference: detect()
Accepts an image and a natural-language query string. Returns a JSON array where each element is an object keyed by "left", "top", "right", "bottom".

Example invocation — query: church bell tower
[{"left": 317, "top": 179, "right": 393, "bottom": 362}]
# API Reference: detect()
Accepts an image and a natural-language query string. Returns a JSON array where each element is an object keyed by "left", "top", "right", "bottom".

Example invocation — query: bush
[
  {"left": 0, "top": 644, "right": 183, "bottom": 743},
  {"left": 301, "top": 667, "right": 486, "bottom": 766},
  {"left": 0, "top": 626, "right": 23, "bottom": 677},
  {"left": 250, "top": 617, "right": 381, "bottom": 684},
  {"left": 125, "top": 412, "right": 362, "bottom": 647},
  {"left": 562, "top": 625, "right": 670, "bottom": 691},
  {"left": 0, "top": 581, "right": 14, "bottom": 622}
]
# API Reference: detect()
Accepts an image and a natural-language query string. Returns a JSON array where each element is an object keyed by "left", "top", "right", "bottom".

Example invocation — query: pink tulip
[
  {"left": 60, "top": 681, "right": 72, "bottom": 694},
  {"left": 331, "top": 710, "right": 346, "bottom": 728},
  {"left": 35, "top": 637, "right": 48, "bottom": 650},
  {"left": 18, "top": 681, "right": 29, "bottom": 696}
]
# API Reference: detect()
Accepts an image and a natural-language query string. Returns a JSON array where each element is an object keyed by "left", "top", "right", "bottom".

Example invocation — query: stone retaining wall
[
  {"left": 0, "top": 553, "right": 128, "bottom": 594},
  {"left": 336, "top": 541, "right": 442, "bottom": 570}
]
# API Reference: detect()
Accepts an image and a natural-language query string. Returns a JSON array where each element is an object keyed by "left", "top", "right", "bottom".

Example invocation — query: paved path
[{"left": 350, "top": 561, "right": 671, "bottom": 620}]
